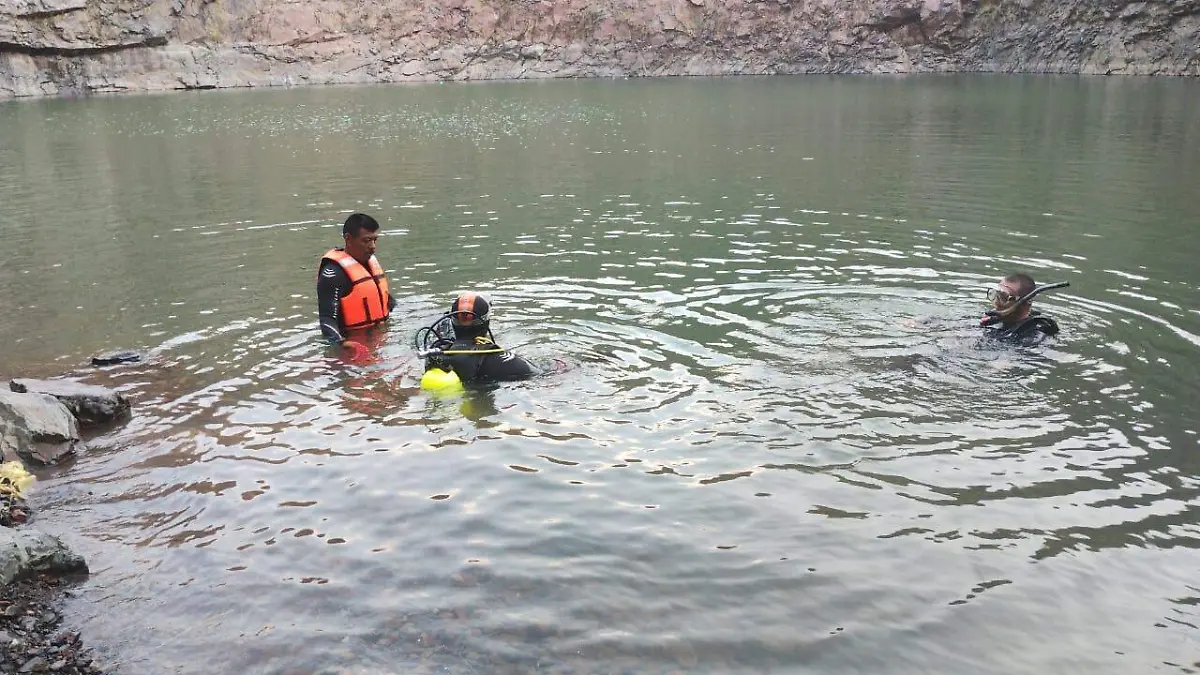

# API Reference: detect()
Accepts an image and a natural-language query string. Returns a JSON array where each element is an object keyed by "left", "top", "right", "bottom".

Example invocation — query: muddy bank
[{"left": 1, "top": 0, "right": 1197, "bottom": 99}]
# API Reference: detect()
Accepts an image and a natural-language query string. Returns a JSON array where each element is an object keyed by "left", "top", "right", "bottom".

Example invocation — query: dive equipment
[{"left": 420, "top": 366, "right": 464, "bottom": 393}]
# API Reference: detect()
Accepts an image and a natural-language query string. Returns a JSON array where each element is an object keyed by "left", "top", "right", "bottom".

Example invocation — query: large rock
[
  {"left": 10, "top": 379, "right": 131, "bottom": 428},
  {"left": 0, "top": 412, "right": 31, "bottom": 466},
  {"left": 0, "top": 393, "right": 79, "bottom": 466},
  {"left": 0, "top": 528, "right": 88, "bottom": 586}
]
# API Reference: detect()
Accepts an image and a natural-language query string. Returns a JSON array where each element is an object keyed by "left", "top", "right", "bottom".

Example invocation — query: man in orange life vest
[{"left": 317, "top": 213, "right": 396, "bottom": 357}]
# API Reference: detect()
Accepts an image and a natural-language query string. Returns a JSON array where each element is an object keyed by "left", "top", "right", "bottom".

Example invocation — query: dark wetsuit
[
  {"left": 317, "top": 258, "right": 396, "bottom": 343},
  {"left": 982, "top": 310, "right": 1060, "bottom": 345},
  {"left": 429, "top": 335, "right": 536, "bottom": 385}
]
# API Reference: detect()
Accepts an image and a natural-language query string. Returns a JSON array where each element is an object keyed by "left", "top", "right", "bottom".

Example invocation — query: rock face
[
  {"left": 0, "top": 0, "right": 1196, "bottom": 98},
  {"left": 10, "top": 380, "right": 131, "bottom": 429},
  {"left": 0, "top": 392, "right": 79, "bottom": 466},
  {"left": 0, "top": 528, "right": 88, "bottom": 587}
]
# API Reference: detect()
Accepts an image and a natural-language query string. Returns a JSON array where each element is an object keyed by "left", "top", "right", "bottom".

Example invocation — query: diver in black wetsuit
[
  {"left": 422, "top": 292, "right": 536, "bottom": 385},
  {"left": 980, "top": 272, "right": 1062, "bottom": 344}
]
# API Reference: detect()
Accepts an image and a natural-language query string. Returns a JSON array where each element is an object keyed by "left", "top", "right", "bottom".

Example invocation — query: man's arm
[{"left": 317, "top": 261, "right": 351, "bottom": 343}]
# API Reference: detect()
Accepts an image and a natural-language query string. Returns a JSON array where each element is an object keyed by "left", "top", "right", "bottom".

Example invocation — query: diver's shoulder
[
  {"left": 983, "top": 312, "right": 1061, "bottom": 343},
  {"left": 1025, "top": 311, "right": 1061, "bottom": 335}
]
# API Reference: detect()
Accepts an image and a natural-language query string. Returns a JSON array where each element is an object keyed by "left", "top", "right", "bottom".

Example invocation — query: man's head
[
  {"left": 449, "top": 292, "right": 491, "bottom": 339},
  {"left": 989, "top": 272, "right": 1036, "bottom": 322},
  {"left": 342, "top": 213, "right": 380, "bottom": 264}
]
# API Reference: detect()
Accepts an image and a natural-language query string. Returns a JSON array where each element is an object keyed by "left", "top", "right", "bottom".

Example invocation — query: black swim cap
[{"left": 450, "top": 292, "right": 491, "bottom": 327}]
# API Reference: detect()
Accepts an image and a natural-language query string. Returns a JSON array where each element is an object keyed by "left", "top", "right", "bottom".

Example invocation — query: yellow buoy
[{"left": 420, "top": 367, "right": 464, "bottom": 396}]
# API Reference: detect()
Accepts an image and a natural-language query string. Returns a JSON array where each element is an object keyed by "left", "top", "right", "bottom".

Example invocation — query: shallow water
[{"left": 1, "top": 75, "right": 1199, "bottom": 675}]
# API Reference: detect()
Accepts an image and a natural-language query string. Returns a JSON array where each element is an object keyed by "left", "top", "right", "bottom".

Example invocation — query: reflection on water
[{"left": 1, "top": 76, "right": 1199, "bottom": 675}]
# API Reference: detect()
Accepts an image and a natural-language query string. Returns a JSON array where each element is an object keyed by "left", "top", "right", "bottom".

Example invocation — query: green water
[{"left": 1, "top": 76, "right": 1198, "bottom": 675}]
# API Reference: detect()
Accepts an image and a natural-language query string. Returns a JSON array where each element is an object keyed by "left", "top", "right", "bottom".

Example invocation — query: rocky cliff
[{"left": 1, "top": 0, "right": 1197, "bottom": 98}]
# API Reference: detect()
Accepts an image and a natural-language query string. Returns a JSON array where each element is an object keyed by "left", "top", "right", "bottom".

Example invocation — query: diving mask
[{"left": 986, "top": 287, "right": 1020, "bottom": 306}]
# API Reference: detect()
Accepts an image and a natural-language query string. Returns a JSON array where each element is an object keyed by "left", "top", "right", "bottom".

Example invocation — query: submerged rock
[
  {"left": 0, "top": 529, "right": 88, "bottom": 587},
  {"left": 0, "top": 393, "right": 78, "bottom": 466},
  {"left": 89, "top": 350, "right": 142, "bottom": 367},
  {"left": 10, "top": 380, "right": 131, "bottom": 429}
]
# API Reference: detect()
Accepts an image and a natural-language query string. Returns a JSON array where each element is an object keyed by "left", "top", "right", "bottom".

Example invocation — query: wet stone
[
  {"left": 19, "top": 656, "right": 47, "bottom": 673},
  {"left": 90, "top": 350, "right": 142, "bottom": 366},
  {"left": 10, "top": 379, "right": 132, "bottom": 428}
]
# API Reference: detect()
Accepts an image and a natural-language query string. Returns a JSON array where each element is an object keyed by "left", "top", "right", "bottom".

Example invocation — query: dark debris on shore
[{"left": 0, "top": 575, "right": 108, "bottom": 675}]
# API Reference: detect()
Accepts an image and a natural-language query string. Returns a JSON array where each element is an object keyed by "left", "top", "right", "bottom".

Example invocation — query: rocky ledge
[
  {"left": 1, "top": 377, "right": 133, "bottom": 674},
  {"left": 0, "top": 0, "right": 1197, "bottom": 99}
]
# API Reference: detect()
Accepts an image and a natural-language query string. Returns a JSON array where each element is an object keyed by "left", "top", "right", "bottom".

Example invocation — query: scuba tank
[{"left": 420, "top": 366, "right": 464, "bottom": 394}]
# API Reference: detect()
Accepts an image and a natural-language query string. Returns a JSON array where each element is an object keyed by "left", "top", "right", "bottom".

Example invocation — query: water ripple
[{"left": 4, "top": 77, "right": 1198, "bottom": 675}]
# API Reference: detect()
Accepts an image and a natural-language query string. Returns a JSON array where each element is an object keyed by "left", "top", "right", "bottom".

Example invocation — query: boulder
[
  {"left": 0, "top": 393, "right": 79, "bottom": 466},
  {"left": 10, "top": 379, "right": 131, "bottom": 428},
  {"left": 0, "top": 528, "right": 88, "bottom": 586}
]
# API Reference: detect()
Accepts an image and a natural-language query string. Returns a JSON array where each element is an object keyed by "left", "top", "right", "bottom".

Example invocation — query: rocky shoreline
[
  {"left": 1, "top": 0, "right": 1197, "bottom": 99},
  {"left": 0, "top": 576, "right": 105, "bottom": 675},
  {"left": 1, "top": 378, "right": 132, "bottom": 675}
]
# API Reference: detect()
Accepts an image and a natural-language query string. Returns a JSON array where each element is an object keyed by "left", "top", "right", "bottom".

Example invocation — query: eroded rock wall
[{"left": 1, "top": 0, "right": 1197, "bottom": 98}]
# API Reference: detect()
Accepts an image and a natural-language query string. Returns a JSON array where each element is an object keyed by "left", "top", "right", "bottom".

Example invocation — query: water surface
[{"left": 1, "top": 76, "right": 1198, "bottom": 675}]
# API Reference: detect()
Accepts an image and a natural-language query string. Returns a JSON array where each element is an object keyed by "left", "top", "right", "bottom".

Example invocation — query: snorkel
[{"left": 981, "top": 281, "right": 1069, "bottom": 326}]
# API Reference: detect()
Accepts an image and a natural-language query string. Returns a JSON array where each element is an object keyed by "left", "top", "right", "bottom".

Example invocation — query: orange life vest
[{"left": 320, "top": 249, "right": 391, "bottom": 330}]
